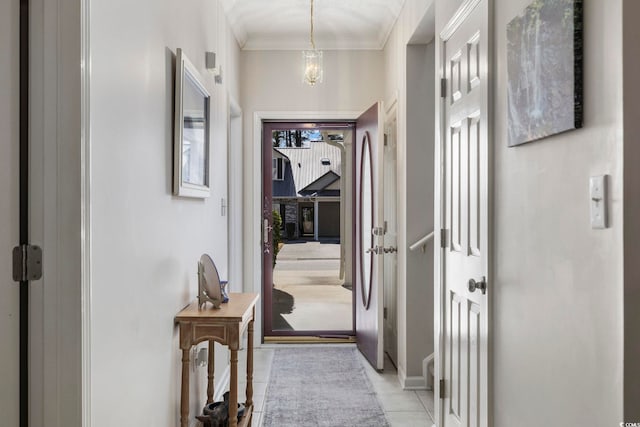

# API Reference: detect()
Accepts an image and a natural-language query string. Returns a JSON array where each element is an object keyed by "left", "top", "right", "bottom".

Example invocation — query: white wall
[
  {"left": 240, "top": 49, "right": 385, "bottom": 343},
  {"left": 493, "top": 0, "right": 623, "bottom": 425},
  {"left": 241, "top": 50, "right": 384, "bottom": 113},
  {"left": 90, "top": 0, "right": 240, "bottom": 425},
  {"left": 405, "top": 42, "right": 435, "bottom": 378},
  {"left": 227, "top": 100, "right": 244, "bottom": 288},
  {"left": 383, "top": 0, "right": 435, "bottom": 385},
  {"left": 0, "top": 0, "right": 19, "bottom": 424},
  {"left": 435, "top": 0, "right": 624, "bottom": 424}
]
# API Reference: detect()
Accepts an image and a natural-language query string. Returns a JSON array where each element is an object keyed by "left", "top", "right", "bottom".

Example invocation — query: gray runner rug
[{"left": 262, "top": 347, "right": 390, "bottom": 427}]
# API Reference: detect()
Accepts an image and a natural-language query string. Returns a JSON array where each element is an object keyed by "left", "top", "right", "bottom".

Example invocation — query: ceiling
[{"left": 221, "top": 0, "right": 407, "bottom": 50}]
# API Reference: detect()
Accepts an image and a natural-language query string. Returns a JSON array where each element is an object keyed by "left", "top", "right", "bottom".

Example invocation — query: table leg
[
  {"left": 229, "top": 348, "right": 238, "bottom": 427},
  {"left": 246, "top": 318, "right": 254, "bottom": 409},
  {"left": 207, "top": 340, "right": 215, "bottom": 404},
  {"left": 180, "top": 348, "right": 190, "bottom": 427}
]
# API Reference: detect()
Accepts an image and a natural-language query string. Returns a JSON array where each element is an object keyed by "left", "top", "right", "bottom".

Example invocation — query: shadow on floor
[
  {"left": 319, "top": 238, "right": 340, "bottom": 244},
  {"left": 272, "top": 288, "right": 295, "bottom": 331}
]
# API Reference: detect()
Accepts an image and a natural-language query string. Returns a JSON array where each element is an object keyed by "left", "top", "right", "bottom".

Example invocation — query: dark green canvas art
[{"left": 507, "top": 0, "right": 583, "bottom": 146}]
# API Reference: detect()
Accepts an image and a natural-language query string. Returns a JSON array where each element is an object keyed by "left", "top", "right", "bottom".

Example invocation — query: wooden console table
[{"left": 175, "top": 293, "right": 259, "bottom": 427}]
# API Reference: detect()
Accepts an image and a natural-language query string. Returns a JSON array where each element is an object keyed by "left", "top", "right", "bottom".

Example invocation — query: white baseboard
[
  {"left": 423, "top": 353, "right": 435, "bottom": 391},
  {"left": 398, "top": 365, "right": 427, "bottom": 390},
  {"left": 403, "top": 375, "right": 427, "bottom": 390}
]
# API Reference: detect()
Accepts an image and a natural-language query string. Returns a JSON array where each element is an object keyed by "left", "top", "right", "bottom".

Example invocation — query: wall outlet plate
[{"left": 192, "top": 347, "right": 208, "bottom": 372}]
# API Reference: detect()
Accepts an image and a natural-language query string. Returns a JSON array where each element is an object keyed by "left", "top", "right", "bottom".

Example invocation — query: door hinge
[
  {"left": 12, "top": 244, "right": 43, "bottom": 282},
  {"left": 440, "top": 229, "right": 448, "bottom": 249},
  {"left": 439, "top": 379, "right": 445, "bottom": 399},
  {"left": 383, "top": 307, "right": 388, "bottom": 319},
  {"left": 440, "top": 78, "right": 447, "bottom": 98}
]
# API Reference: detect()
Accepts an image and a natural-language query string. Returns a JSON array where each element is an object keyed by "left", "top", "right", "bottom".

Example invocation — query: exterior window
[{"left": 272, "top": 157, "right": 285, "bottom": 181}]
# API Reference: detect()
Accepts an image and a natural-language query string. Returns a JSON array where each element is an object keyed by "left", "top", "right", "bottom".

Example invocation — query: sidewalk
[{"left": 272, "top": 241, "right": 352, "bottom": 331}]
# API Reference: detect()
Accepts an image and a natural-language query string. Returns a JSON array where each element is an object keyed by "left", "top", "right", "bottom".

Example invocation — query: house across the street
[{"left": 272, "top": 140, "right": 341, "bottom": 240}]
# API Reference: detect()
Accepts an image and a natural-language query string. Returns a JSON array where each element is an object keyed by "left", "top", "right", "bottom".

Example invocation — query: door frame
[
  {"left": 19, "top": 1, "right": 29, "bottom": 424},
  {"left": 249, "top": 111, "right": 360, "bottom": 346},
  {"left": 383, "top": 97, "right": 399, "bottom": 366},
  {"left": 24, "top": 0, "right": 92, "bottom": 425},
  {"left": 434, "top": 0, "right": 494, "bottom": 425},
  {"left": 261, "top": 120, "right": 356, "bottom": 338}
]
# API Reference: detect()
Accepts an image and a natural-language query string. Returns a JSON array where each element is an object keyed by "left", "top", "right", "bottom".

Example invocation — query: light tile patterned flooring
[{"left": 238, "top": 345, "right": 435, "bottom": 427}]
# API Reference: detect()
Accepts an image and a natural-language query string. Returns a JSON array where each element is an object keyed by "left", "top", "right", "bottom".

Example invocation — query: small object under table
[{"left": 175, "top": 293, "right": 259, "bottom": 427}]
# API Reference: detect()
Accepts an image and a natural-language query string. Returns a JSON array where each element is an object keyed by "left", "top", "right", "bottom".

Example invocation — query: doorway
[{"left": 262, "top": 122, "right": 355, "bottom": 339}]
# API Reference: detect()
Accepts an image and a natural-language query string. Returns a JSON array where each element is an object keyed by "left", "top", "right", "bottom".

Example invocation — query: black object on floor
[{"left": 196, "top": 391, "right": 246, "bottom": 427}]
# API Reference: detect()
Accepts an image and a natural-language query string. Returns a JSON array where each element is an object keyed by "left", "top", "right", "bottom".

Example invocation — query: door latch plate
[{"left": 372, "top": 226, "right": 385, "bottom": 236}]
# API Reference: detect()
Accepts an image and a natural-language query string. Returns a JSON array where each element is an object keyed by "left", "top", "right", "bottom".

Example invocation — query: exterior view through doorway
[{"left": 262, "top": 122, "right": 355, "bottom": 339}]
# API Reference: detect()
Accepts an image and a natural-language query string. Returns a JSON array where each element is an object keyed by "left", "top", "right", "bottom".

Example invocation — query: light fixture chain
[
  {"left": 310, "top": 0, "right": 316, "bottom": 50},
  {"left": 303, "top": 0, "right": 322, "bottom": 86}
]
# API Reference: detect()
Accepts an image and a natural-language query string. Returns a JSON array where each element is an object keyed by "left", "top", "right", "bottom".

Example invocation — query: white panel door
[
  {"left": 441, "top": 1, "right": 490, "bottom": 426},
  {"left": 0, "top": 0, "right": 20, "bottom": 424}
]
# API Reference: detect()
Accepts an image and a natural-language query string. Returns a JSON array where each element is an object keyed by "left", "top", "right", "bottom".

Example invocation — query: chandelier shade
[
  {"left": 303, "top": 0, "right": 323, "bottom": 86},
  {"left": 302, "top": 49, "right": 323, "bottom": 86}
]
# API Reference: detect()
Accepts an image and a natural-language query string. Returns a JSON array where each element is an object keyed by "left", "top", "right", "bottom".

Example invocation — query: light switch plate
[
  {"left": 590, "top": 175, "right": 608, "bottom": 229},
  {"left": 192, "top": 347, "right": 208, "bottom": 372}
]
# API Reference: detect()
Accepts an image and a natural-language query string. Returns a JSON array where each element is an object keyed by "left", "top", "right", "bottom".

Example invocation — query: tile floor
[{"left": 238, "top": 345, "right": 435, "bottom": 427}]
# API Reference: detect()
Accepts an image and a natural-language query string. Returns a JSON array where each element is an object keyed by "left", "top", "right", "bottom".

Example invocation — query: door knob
[{"left": 468, "top": 277, "right": 487, "bottom": 294}]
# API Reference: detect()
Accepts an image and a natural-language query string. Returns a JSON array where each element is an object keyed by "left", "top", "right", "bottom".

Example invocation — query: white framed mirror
[{"left": 173, "top": 48, "right": 211, "bottom": 198}]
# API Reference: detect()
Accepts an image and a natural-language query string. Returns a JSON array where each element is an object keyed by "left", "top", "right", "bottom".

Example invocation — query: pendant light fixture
[{"left": 302, "top": 0, "right": 323, "bottom": 86}]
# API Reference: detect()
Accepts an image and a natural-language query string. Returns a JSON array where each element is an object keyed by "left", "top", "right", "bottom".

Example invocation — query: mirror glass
[{"left": 181, "top": 71, "right": 209, "bottom": 186}]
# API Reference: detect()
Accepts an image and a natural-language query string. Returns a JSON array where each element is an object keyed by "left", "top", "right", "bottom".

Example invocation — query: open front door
[{"left": 355, "top": 102, "right": 385, "bottom": 370}]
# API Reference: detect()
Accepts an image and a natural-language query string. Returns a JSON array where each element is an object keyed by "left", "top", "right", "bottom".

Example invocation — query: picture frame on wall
[
  {"left": 173, "top": 48, "right": 211, "bottom": 198},
  {"left": 506, "top": 0, "right": 583, "bottom": 147}
]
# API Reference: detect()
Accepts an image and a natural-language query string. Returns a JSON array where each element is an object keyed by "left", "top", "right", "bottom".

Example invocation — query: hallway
[
  {"left": 238, "top": 346, "right": 434, "bottom": 427},
  {"left": 3, "top": 0, "right": 637, "bottom": 425}
]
